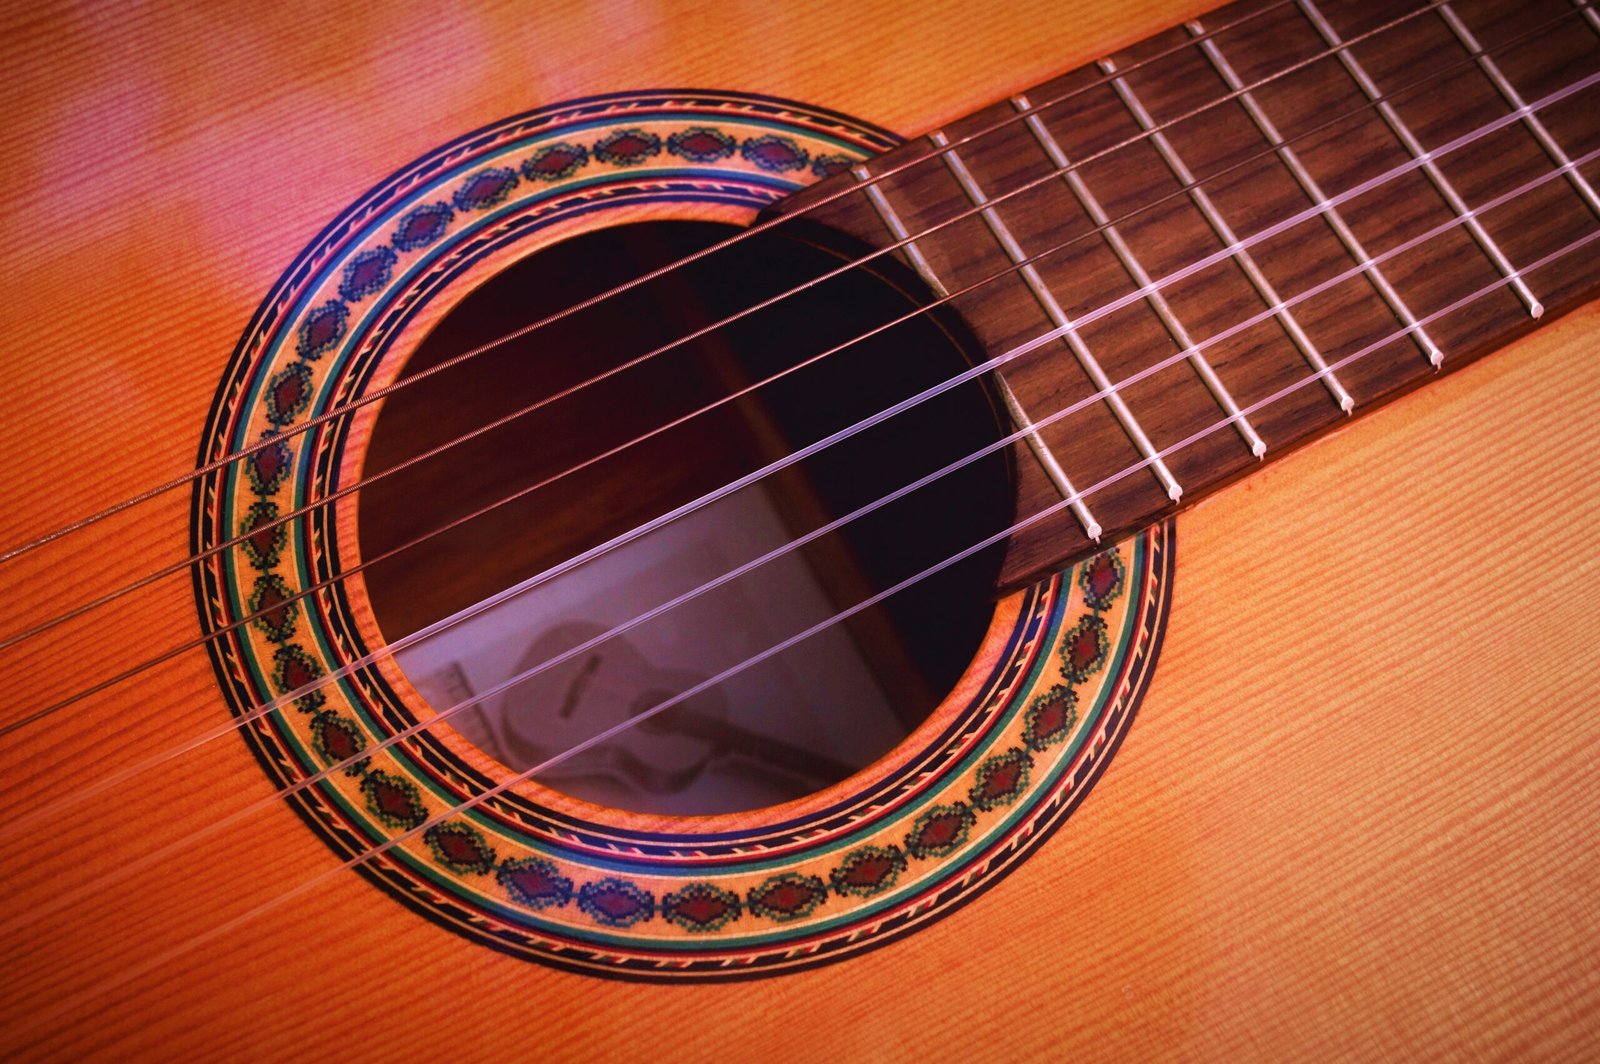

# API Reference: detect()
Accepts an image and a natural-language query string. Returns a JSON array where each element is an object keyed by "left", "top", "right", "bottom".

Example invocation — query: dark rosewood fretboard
[{"left": 772, "top": 0, "right": 1600, "bottom": 589}]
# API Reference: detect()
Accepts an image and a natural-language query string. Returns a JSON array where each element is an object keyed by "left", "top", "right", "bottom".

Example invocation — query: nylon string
[
  {"left": 6, "top": 8, "right": 1600, "bottom": 1018},
  {"left": 23, "top": 224, "right": 1600, "bottom": 1028},
  {"left": 7, "top": 115, "right": 1598, "bottom": 936},
  {"left": 2, "top": 37, "right": 1593, "bottom": 812},
  {"left": 0, "top": 0, "right": 1455, "bottom": 573},
  {"left": 3, "top": 0, "right": 1584, "bottom": 743},
  {"left": 6, "top": 0, "right": 1577, "bottom": 660}
]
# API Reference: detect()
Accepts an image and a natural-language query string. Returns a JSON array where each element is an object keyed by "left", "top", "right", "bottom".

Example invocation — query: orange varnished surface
[{"left": 1, "top": 0, "right": 1597, "bottom": 1058}]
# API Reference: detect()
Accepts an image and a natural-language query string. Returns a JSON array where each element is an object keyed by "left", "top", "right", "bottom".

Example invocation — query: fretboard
[{"left": 770, "top": 0, "right": 1600, "bottom": 589}]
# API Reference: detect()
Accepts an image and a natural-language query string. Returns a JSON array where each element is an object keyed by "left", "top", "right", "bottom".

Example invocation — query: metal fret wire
[
  {"left": 4, "top": 0, "right": 1584, "bottom": 670},
  {"left": 1011, "top": 97, "right": 1285, "bottom": 434},
  {"left": 928, "top": 129, "right": 1196, "bottom": 498},
  {"left": 1110, "top": 53, "right": 1439, "bottom": 388},
  {"left": 31, "top": 222, "right": 1600, "bottom": 1026},
  {"left": 9, "top": 124, "right": 1598, "bottom": 936},
  {"left": 5, "top": 37, "right": 1595, "bottom": 759},
  {"left": 1106, "top": 57, "right": 1371, "bottom": 435},
  {"left": 1438, "top": 1, "right": 1600, "bottom": 218},
  {"left": 1186, "top": 16, "right": 1445, "bottom": 373},
  {"left": 1299, "top": 0, "right": 1545, "bottom": 315},
  {"left": 1580, "top": 0, "right": 1600, "bottom": 33},
  {"left": 853, "top": 169, "right": 1108, "bottom": 537},
  {"left": 0, "top": 0, "right": 1310, "bottom": 569}
]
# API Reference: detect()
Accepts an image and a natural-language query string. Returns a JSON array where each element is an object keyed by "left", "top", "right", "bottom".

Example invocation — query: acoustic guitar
[{"left": 3, "top": 0, "right": 1597, "bottom": 1057}]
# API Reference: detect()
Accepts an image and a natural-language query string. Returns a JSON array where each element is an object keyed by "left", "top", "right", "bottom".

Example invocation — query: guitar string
[
  {"left": 4, "top": 3, "right": 1596, "bottom": 1041},
  {"left": 5, "top": 140, "right": 1592, "bottom": 941},
  {"left": 3, "top": 55, "right": 1592, "bottom": 774},
  {"left": 2, "top": 6, "right": 1580, "bottom": 738},
  {"left": 0, "top": 0, "right": 1442, "bottom": 569},
  {"left": 0, "top": 0, "right": 1301, "bottom": 568},
  {"left": 6, "top": 0, "right": 1577, "bottom": 659},
  {"left": 23, "top": 226, "right": 1599, "bottom": 1022}
]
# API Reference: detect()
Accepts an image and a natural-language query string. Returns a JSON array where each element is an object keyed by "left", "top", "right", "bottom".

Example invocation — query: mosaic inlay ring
[{"left": 191, "top": 89, "right": 1174, "bottom": 980}]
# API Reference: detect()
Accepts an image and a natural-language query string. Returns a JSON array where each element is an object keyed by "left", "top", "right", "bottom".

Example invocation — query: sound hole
[{"left": 360, "top": 221, "right": 1012, "bottom": 815}]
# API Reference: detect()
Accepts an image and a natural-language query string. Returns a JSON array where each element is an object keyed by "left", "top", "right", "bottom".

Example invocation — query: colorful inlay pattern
[{"left": 191, "top": 90, "right": 1173, "bottom": 980}]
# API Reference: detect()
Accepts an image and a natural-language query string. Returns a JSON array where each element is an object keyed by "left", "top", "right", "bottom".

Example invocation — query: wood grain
[
  {"left": 1, "top": 0, "right": 1597, "bottom": 1059},
  {"left": 773, "top": 0, "right": 1600, "bottom": 587}
]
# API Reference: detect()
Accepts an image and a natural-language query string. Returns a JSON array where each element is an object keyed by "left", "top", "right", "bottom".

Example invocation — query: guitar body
[{"left": 2, "top": 0, "right": 1597, "bottom": 1057}]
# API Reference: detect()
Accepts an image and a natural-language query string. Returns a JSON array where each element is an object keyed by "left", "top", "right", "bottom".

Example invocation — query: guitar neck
[{"left": 773, "top": 0, "right": 1600, "bottom": 589}]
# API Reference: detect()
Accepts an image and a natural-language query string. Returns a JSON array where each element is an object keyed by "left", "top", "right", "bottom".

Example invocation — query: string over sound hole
[{"left": 360, "top": 221, "right": 1012, "bottom": 815}]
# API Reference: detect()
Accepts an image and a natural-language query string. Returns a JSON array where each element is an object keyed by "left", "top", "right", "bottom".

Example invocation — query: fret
[
  {"left": 992, "top": 376, "right": 1103, "bottom": 542},
  {"left": 851, "top": 165, "right": 1106, "bottom": 540},
  {"left": 923, "top": 133, "right": 1186, "bottom": 501},
  {"left": 748, "top": 6, "right": 1600, "bottom": 589},
  {"left": 1578, "top": 0, "right": 1600, "bottom": 35},
  {"left": 851, "top": 171, "right": 951, "bottom": 300},
  {"left": 1093, "top": 56, "right": 1405, "bottom": 413},
  {"left": 1297, "top": 0, "right": 1545, "bottom": 318},
  {"left": 1002, "top": 104, "right": 1270, "bottom": 453},
  {"left": 1186, "top": 19, "right": 1444, "bottom": 372},
  {"left": 1438, "top": 2, "right": 1600, "bottom": 219},
  {"left": 1028, "top": 37, "right": 1388, "bottom": 458}
]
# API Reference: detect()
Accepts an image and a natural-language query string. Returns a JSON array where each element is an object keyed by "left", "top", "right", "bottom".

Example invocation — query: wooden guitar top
[{"left": 1, "top": 0, "right": 1596, "bottom": 1057}]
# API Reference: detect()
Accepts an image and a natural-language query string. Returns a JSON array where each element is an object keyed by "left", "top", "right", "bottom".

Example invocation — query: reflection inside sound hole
[{"left": 359, "top": 221, "right": 1012, "bottom": 815}]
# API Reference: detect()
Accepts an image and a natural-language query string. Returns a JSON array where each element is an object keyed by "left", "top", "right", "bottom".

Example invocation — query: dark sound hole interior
[{"left": 360, "top": 220, "right": 1013, "bottom": 815}]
